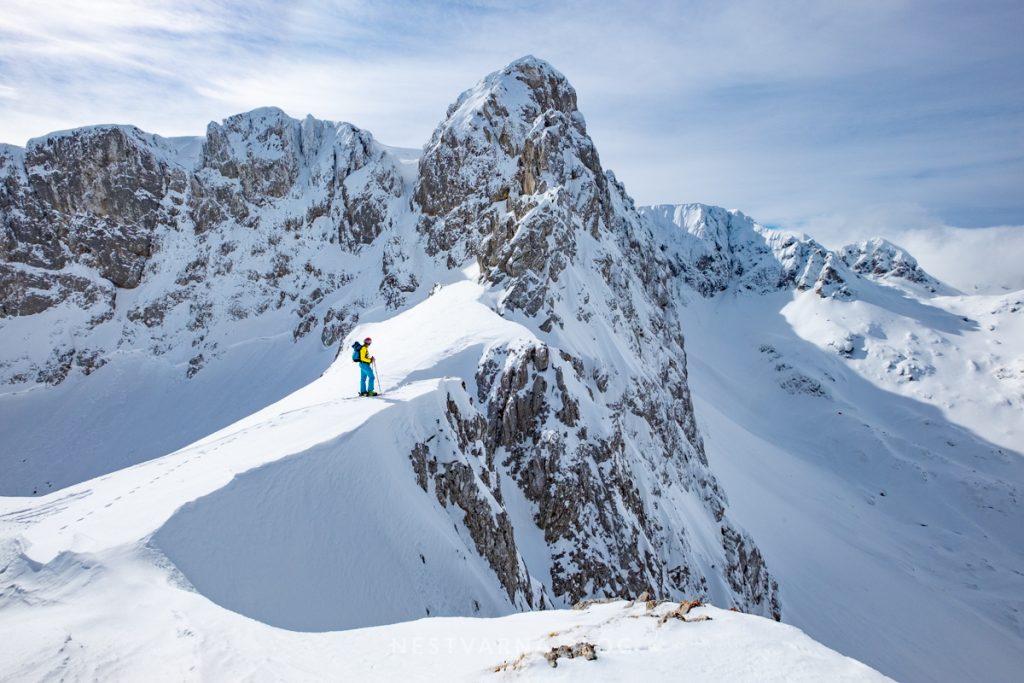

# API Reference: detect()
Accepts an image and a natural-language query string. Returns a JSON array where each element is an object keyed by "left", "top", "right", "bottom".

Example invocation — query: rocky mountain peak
[
  {"left": 489, "top": 54, "right": 578, "bottom": 117},
  {"left": 442, "top": 55, "right": 578, "bottom": 135},
  {"left": 416, "top": 56, "right": 605, "bottom": 301},
  {"left": 838, "top": 237, "right": 951, "bottom": 295},
  {"left": 413, "top": 60, "right": 778, "bottom": 618},
  {"left": 26, "top": 126, "right": 178, "bottom": 219},
  {"left": 2, "top": 124, "right": 188, "bottom": 289},
  {"left": 202, "top": 107, "right": 308, "bottom": 202},
  {"left": 642, "top": 205, "right": 959, "bottom": 301}
]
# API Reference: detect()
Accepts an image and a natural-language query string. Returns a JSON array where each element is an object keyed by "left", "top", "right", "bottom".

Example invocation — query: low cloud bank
[{"left": 894, "top": 225, "right": 1024, "bottom": 294}]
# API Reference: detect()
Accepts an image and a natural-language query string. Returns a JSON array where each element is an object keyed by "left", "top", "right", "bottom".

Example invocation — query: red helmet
[{"left": 363, "top": 337, "right": 372, "bottom": 344}]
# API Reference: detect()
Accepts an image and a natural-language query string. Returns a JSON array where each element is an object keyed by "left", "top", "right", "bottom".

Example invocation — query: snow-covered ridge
[
  {"left": 1, "top": 103, "right": 416, "bottom": 385},
  {"left": 0, "top": 555, "right": 888, "bottom": 683},
  {"left": 641, "top": 203, "right": 951, "bottom": 299},
  {"left": 23, "top": 123, "right": 198, "bottom": 168}
]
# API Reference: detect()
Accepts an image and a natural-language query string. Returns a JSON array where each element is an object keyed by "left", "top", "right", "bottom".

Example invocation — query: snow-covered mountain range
[{"left": 1, "top": 56, "right": 1021, "bottom": 682}]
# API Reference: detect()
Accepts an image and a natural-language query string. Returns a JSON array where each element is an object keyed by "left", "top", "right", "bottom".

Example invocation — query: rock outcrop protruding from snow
[
  {"left": 838, "top": 237, "right": 951, "bottom": 295},
  {"left": 4, "top": 126, "right": 187, "bottom": 288},
  {"left": 416, "top": 55, "right": 608, "bottom": 318},
  {"left": 408, "top": 388, "right": 541, "bottom": 610}
]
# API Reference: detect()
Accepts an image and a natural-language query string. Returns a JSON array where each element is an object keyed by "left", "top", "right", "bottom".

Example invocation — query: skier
[{"left": 353, "top": 337, "right": 377, "bottom": 396}]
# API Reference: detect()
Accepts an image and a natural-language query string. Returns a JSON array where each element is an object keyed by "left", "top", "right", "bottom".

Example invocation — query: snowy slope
[
  {"left": 680, "top": 293, "right": 1024, "bottom": 683},
  {"left": 0, "top": 278, "right": 885, "bottom": 681},
  {"left": 642, "top": 203, "right": 1024, "bottom": 682},
  {"left": 643, "top": 202, "right": 1024, "bottom": 451},
  {"left": 2, "top": 280, "right": 539, "bottom": 626},
  {"left": 1, "top": 578, "right": 886, "bottom": 683},
  {"left": 781, "top": 288, "right": 1024, "bottom": 452}
]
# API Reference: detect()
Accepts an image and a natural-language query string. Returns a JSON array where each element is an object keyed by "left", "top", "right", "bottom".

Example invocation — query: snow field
[
  {"left": 0, "top": 546, "right": 888, "bottom": 683},
  {"left": 682, "top": 291, "right": 1024, "bottom": 682}
]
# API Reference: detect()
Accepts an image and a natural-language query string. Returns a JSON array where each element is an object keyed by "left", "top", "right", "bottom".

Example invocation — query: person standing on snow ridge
[{"left": 357, "top": 337, "right": 376, "bottom": 396}]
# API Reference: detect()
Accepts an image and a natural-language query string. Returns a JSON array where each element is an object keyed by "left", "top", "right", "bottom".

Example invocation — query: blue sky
[{"left": 2, "top": 0, "right": 1022, "bottom": 280}]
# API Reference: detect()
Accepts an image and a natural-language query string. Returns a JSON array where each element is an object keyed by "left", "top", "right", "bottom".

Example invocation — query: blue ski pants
[{"left": 360, "top": 362, "right": 375, "bottom": 393}]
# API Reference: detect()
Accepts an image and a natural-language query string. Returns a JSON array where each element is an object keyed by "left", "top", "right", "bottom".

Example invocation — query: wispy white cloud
[{"left": 1, "top": 0, "right": 1022, "bottom": 281}]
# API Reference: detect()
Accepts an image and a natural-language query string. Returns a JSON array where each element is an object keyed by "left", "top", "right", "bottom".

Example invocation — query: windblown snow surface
[{"left": 0, "top": 278, "right": 886, "bottom": 681}]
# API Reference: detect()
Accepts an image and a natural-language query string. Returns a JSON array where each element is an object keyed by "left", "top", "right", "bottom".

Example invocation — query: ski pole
[{"left": 372, "top": 359, "right": 383, "bottom": 394}]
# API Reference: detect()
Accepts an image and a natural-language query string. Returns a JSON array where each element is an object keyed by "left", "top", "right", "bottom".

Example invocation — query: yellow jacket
[{"left": 359, "top": 344, "right": 374, "bottom": 364}]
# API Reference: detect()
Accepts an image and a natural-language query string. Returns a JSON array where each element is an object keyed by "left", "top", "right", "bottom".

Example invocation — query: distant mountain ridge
[{"left": 641, "top": 203, "right": 951, "bottom": 298}]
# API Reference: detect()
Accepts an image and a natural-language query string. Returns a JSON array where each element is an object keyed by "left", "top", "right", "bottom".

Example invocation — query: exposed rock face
[
  {"left": 201, "top": 108, "right": 302, "bottom": 203},
  {"left": 468, "top": 338, "right": 778, "bottom": 616},
  {"left": 408, "top": 388, "right": 540, "bottom": 609},
  {"left": 1, "top": 128, "right": 181, "bottom": 347},
  {"left": 417, "top": 56, "right": 612, "bottom": 322},
  {"left": 0, "top": 261, "right": 113, "bottom": 319},
  {"left": 2, "top": 127, "right": 185, "bottom": 288},
  {"left": 189, "top": 108, "right": 403, "bottom": 246},
  {"left": 721, "top": 526, "right": 780, "bottom": 618},
  {"left": 0, "top": 109, "right": 411, "bottom": 385}
]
